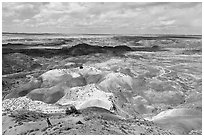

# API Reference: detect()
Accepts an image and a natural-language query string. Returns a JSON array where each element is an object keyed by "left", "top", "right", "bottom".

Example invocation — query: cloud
[
  {"left": 12, "top": 19, "right": 21, "bottom": 23},
  {"left": 3, "top": 2, "right": 34, "bottom": 15},
  {"left": 2, "top": 2, "right": 202, "bottom": 34},
  {"left": 160, "top": 20, "right": 176, "bottom": 26}
]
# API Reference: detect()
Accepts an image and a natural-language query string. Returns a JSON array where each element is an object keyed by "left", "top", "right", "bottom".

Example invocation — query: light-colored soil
[{"left": 2, "top": 36, "right": 202, "bottom": 135}]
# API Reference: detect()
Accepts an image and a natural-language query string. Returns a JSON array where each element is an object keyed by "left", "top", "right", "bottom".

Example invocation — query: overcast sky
[{"left": 2, "top": 2, "right": 202, "bottom": 34}]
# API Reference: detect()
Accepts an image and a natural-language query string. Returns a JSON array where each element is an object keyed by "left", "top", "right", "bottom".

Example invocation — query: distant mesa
[
  {"left": 67, "top": 43, "right": 164, "bottom": 56},
  {"left": 2, "top": 42, "right": 165, "bottom": 58},
  {"left": 66, "top": 43, "right": 133, "bottom": 56},
  {"left": 2, "top": 43, "right": 25, "bottom": 47}
]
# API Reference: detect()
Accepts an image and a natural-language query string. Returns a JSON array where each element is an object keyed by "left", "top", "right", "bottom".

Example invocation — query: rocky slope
[{"left": 2, "top": 35, "right": 202, "bottom": 135}]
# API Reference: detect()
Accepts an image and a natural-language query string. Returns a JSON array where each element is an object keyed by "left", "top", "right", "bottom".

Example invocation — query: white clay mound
[
  {"left": 40, "top": 69, "right": 74, "bottom": 87},
  {"left": 98, "top": 72, "right": 133, "bottom": 93},
  {"left": 150, "top": 108, "right": 202, "bottom": 134},
  {"left": 94, "top": 58, "right": 124, "bottom": 70},
  {"left": 2, "top": 96, "right": 65, "bottom": 114},
  {"left": 56, "top": 84, "right": 114, "bottom": 110}
]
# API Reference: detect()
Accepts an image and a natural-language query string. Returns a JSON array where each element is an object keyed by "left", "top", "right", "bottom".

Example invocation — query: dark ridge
[
  {"left": 4, "top": 39, "right": 35, "bottom": 42},
  {"left": 2, "top": 43, "right": 165, "bottom": 57},
  {"left": 2, "top": 39, "right": 72, "bottom": 47},
  {"left": 114, "top": 35, "right": 201, "bottom": 43},
  {"left": 66, "top": 43, "right": 133, "bottom": 56},
  {"left": 2, "top": 43, "right": 25, "bottom": 47},
  {"left": 181, "top": 49, "right": 202, "bottom": 55},
  {"left": 131, "top": 45, "right": 163, "bottom": 52},
  {"left": 2, "top": 43, "right": 132, "bottom": 57}
]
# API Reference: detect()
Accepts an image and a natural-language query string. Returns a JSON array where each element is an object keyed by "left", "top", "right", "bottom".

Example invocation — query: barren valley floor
[{"left": 2, "top": 33, "right": 202, "bottom": 135}]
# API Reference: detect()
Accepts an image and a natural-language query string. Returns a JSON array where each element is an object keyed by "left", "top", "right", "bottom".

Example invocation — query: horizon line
[{"left": 2, "top": 31, "right": 202, "bottom": 36}]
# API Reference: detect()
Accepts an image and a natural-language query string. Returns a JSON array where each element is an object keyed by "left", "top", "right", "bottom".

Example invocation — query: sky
[{"left": 2, "top": 2, "right": 202, "bottom": 34}]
